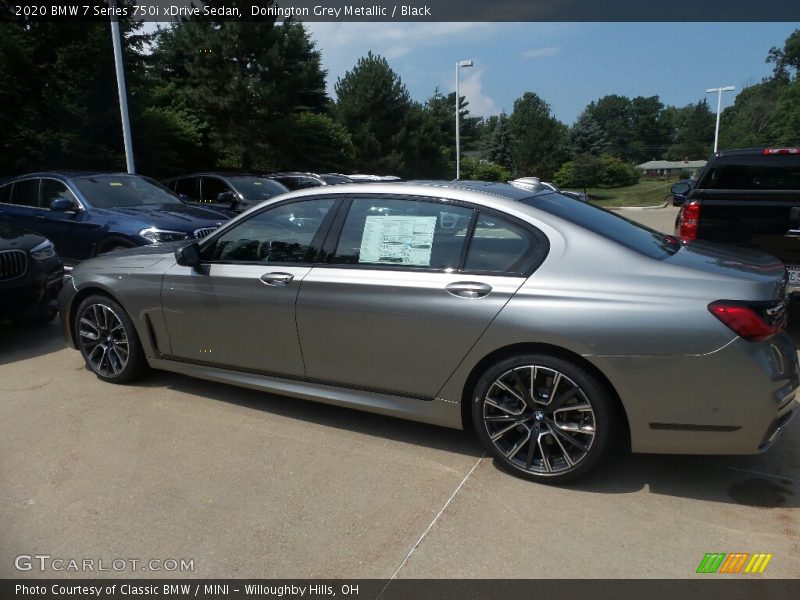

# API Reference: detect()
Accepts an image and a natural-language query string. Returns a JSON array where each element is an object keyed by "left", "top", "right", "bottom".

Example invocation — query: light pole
[
  {"left": 706, "top": 85, "right": 735, "bottom": 154},
  {"left": 455, "top": 59, "right": 473, "bottom": 179},
  {"left": 109, "top": 0, "right": 135, "bottom": 173}
]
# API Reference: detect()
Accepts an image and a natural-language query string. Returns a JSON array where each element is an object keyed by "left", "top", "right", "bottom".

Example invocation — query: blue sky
[{"left": 304, "top": 22, "right": 798, "bottom": 124}]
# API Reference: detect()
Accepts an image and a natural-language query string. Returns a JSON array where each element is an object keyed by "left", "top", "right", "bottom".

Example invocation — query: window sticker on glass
[
  {"left": 359, "top": 215, "right": 437, "bottom": 266},
  {"left": 110, "top": 182, "right": 123, "bottom": 187}
]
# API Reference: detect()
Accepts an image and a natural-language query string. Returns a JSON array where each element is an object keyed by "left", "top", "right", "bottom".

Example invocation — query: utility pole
[
  {"left": 109, "top": 0, "right": 135, "bottom": 173},
  {"left": 455, "top": 60, "right": 474, "bottom": 179},
  {"left": 706, "top": 85, "right": 735, "bottom": 153}
]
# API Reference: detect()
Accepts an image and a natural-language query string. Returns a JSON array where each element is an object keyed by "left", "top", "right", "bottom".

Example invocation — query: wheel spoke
[
  {"left": 485, "top": 397, "right": 525, "bottom": 417},
  {"left": 511, "top": 368, "right": 536, "bottom": 408},
  {"left": 494, "top": 379, "right": 526, "bottom": 405},
  {"left": 490, "top": 421, "right": 521, "bottom": 442},
  {"left": 549, "top": 423, "right": 589, "bottom": 452},
  {"left": 504, "top": 427, "right": 532, "bottom": 458},
  {"left": 547, "top": 424, "right": 575, "bottom": 466},
  {"left": 537, "top": 433, "right": 553, "bottom": 472}
]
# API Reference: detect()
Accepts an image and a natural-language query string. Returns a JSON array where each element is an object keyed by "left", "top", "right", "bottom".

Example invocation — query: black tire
[
  {"left": 74, "top": 294, "right": 148, "bottom": 384},
  {"left": 472, "top": 353, "right": 616, "bottom": 484}
]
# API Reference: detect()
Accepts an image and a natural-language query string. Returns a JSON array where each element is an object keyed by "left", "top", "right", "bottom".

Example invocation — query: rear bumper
[{"left": 596, "top": 332, "right": 799, "bottom": 455}]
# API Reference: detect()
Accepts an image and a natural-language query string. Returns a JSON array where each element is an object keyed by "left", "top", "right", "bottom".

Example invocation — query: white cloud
[
  {"left": 457, "top": 67, "right": 498, "bottom": 118},
  {"left": 522, "top": 46, "right": 561, "bottom": 59}
]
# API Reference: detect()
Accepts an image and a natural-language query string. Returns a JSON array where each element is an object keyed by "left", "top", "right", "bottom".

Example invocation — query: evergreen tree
[
  {"left": 486, "top": 114, "right": 515, "bottom": 172},
  {"left": 508, "top": 92, "right": 568, "bottom": 178},
  {"left": 569, "top": 111, "right": 609, "bottom": 157}
]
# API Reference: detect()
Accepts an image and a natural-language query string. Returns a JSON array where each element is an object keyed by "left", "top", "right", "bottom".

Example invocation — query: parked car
[
  {"left": 265, "top": 172, "right": 327, "bottom": 190},
  {"left": 164, "top": 172, "right": 289, "bottom": 214},
  {"left": 1, "top": 220, "right": 63, "bottom": 325},
  {"left": 347, "top": 174, "right": 402, "bottom": 183},
  {"left": 0, "top": 172, "right": 230, "bottom": 266},
  {"left": 59, "top": 181, "right": 798, "bottom": 483},
  {"left": 510, "top": 177, "right": 588, "bottom": 202},
  {"left": 319, "top": 173, "right": 354, "bottom": 185},
  {"left": 674, "top": 147, "right": 800, "bottom": 291}
]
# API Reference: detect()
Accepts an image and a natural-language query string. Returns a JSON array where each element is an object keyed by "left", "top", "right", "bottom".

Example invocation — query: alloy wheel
[
  {"left": 482, "top": 365, "right": 596, "bottom": 475},
  {"left": 77, "top": 303, "right": 130, "bottom": 377}
]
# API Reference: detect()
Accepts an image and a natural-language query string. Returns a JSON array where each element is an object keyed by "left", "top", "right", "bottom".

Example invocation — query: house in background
[{"left": 636, "top": 158, "right": 707, "bottom": 179}]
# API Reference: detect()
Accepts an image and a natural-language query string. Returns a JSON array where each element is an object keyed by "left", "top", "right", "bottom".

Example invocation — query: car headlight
[
  {"left": 139, "top": 228, "right": 189, "bottom": 244},
  {"left": 30, "top": 240, "right": 56, "bottom": 261}
]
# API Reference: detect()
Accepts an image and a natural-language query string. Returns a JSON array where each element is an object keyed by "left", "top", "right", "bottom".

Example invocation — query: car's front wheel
[
  {"left": 74, "top": 295, "right": 147, "bottom": 384},
  {"left": 472, "top": 353, "right": 616, "bottom": 483}
]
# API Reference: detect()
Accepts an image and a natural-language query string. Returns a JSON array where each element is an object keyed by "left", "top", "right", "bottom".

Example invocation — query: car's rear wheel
[
  {"left": 472, "top": 354, "right": 616, "bottom": 483},
  {"left": 74, "top": 295, "right": 147, "bottom": 383}
]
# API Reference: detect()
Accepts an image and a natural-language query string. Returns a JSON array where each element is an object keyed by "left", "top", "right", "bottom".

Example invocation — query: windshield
[
  {"left": 520, "top": 192, "right": 679, "bottom": 259},
  {"left": 73, "top": 175, "right": 184, "bottom": 208},
  {"left": 229, "top": 176, "right": 288, "bottom": 201}
]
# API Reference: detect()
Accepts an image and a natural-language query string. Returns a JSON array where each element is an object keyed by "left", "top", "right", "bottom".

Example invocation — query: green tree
[
  {"left": 334, "top": 51, "right": 413, "bottom": 174},
  {"left": 663, "top": 100, "right": 714, "bottom": 160},
  {"left": 767, "top": 28, "right": 800, "bottom": 80},
  {"left": 486, "top": 113, "right": 515, "bottom": 172},
  {"left": 584, "top": 95, "right": 634, "bottom": 161},
  {"left": 569, "top": 111, "right": 609, "bottom": 157},
  {"left": 508, "top": 92, "right": 568, "bottom": 178},
  {"left": 154, "top": 4, "right": 328, "bottom": 171}
]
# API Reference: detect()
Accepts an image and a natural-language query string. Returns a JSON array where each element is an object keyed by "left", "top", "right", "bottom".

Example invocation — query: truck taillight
[
  {"left": 678, "top": 200, "right": 700, "bottom": 240},
  {"left": 763, "top": 147, "right": 800, "bottom": 155},
  {"left": 708, "top": 300, "right": 786, "bottom": 342}
]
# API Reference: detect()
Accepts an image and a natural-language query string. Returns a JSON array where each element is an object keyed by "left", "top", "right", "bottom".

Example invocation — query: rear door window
[
  {"left": 464, "top": 213, "right": 537, "bottom": 273},
  {"left": 9, "top": 179, "right": 39, "bottom": 207},
  {"left": 330, "top": 197, "right": 473, "bottom": 270},
  {"left": 174, "top": 177, "right": 200, "bottom": 199}
]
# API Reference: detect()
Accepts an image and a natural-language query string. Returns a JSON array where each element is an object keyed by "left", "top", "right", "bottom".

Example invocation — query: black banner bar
[
  {"left": 3, "top": 0, "right": 800, "bottom": 22},
  {"left": 3, "top": 580, "right": 800, "bottom": 600}
]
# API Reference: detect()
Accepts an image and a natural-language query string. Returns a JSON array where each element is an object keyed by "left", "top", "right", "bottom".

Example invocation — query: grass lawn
[{"left": 566, "top": 178, "right": 677, "bottom": 208}]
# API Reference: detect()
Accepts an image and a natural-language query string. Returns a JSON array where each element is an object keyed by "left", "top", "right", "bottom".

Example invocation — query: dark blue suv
[{"left": 0, "top": 173, "right": 230, "bottom": 266}]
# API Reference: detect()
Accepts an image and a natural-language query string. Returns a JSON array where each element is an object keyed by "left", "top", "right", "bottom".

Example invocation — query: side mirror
[
  {"left": 175, "top": 242, "right": 201, "bottom": 268},
  {"left": 50, "top": 197, "right": 77, "bottom": 212},
  {"left": 671, "top": 182, "right": 691, "bottom": 195}
]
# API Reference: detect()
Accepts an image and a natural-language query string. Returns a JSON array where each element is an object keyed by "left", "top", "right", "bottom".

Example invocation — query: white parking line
[{"left": 377, "top": 453, "right": 486, "bottom": 597}]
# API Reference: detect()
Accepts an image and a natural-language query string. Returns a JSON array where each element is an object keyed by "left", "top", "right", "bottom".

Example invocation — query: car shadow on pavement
[
  {"left": 135, "top": 369, "right": 485, "bottom": 459},
  {"left": 0, "top": 320, "right": 66, "bottom": 366}
]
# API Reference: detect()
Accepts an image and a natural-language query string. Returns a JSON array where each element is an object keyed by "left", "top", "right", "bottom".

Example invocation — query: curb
[{"left": 611, "top": 200, "right": 670, "bottom": 211}]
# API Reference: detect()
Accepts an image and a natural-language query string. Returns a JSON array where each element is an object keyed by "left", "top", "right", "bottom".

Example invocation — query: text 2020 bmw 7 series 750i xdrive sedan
[{"left": 58, "top": 182, "right": 799, "bottom": 482}]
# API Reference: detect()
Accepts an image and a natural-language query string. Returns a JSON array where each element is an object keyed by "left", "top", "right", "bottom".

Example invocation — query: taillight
[
  {"left": 708, "top": 300, "right": 786, "bottom": 342},
  {"left": 763, "top": 148, "right": 800, "bottom": 155},
  {"left": 678, "top": 200, "right": 701, "bottom": 240}
]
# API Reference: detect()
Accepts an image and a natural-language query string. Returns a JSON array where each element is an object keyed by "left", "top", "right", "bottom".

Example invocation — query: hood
[
  {"left": 94, "top": 203, "right": 228, "bottom": 232},
  {"left": 75, "top": 241, "right": 184, "bottom": 270},
  {"left": 0, "top": 219, "right": 49, "bottom": 251}
]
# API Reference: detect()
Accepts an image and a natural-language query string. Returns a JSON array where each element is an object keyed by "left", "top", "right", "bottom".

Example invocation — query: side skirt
[{"left": 148, "top": 357, "right": 463, "bottom": 430}]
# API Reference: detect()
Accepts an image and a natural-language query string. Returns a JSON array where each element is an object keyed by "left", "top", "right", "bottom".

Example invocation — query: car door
[
  {"left": 34, "top": 178, "right": 94, "bottom": 262},
  {"left": 295, "top": 195, "right": 540, "bottom": 399},
  {"left": 160, "top": 197, "right": 338, "bottom": 377}
]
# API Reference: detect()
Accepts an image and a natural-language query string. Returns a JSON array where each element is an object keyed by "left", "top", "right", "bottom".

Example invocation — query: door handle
[
  {"left": 445, "top": 281, "right": 492, "bottom": 299},
  {"left": 260, "top": 272, "right": 294, "bottom": 286}
]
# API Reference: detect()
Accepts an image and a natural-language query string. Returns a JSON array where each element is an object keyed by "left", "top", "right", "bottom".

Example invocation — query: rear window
[
  {"left": 704, "top": 154, "right": 800, "bottom": 190},
  {"left": 520, "top": 192, "right": 679, "bottom": 259}
]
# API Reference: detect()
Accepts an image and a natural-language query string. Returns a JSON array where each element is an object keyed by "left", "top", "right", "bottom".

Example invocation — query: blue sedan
[{"left": 0, "top": 172, "right": 230, "bottom": 266}]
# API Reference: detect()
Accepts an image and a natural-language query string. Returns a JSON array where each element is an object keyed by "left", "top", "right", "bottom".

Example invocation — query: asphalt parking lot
[{"left": 1, "top": 205, "right": 798, "bottom": 579}]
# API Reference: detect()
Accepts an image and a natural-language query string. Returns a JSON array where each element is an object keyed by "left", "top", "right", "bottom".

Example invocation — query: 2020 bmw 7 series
[{"left": 58, "top": 182, "right": 799, "bottom": 482}]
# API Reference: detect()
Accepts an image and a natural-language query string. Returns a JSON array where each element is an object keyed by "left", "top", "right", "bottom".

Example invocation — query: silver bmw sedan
[{"left": 58, "top": 182, "right": 799, "bottom": 483}]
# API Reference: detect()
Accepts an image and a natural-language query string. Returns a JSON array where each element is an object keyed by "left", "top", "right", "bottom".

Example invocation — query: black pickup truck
[{"left": 674, "top": 147, "right": 800, "bottom": 290}]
